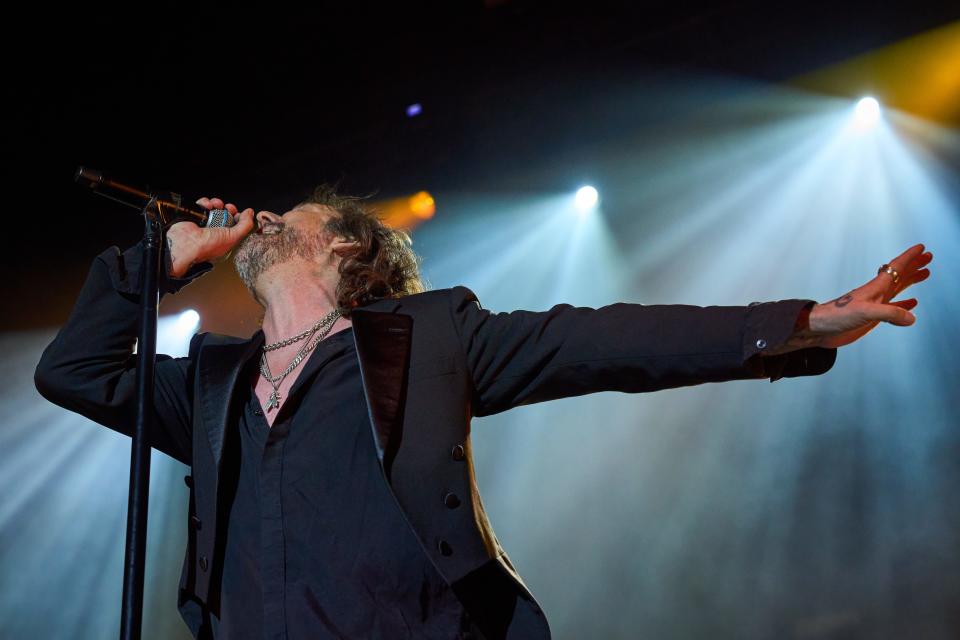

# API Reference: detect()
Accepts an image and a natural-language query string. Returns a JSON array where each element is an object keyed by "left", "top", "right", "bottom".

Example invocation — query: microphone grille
[{"left": 206, "top": 209, "right": 235, "bottom": 228}]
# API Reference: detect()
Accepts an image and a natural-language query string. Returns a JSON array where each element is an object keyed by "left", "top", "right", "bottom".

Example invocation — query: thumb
[
  {"left": 228, "top": 208, "right": 255, "bottom": 240},
  {"left": 871, "top": 301, "right": 916, "bottom": 326}
]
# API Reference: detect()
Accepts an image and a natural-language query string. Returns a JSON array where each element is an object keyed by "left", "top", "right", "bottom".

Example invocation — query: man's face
[{"left": 232, "top": 203, "right": 337, "bottom": 298}]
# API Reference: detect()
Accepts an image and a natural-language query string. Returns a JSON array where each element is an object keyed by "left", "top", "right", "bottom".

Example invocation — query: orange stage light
[{"left": 373, "top": 190, "right": 436, "bottom": 230}]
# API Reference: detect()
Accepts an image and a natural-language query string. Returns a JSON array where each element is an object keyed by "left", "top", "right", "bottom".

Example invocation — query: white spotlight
[
  {"left": 175, "top": 309, "right": 201, "bottom": 336},
  {"left": 854, "top": 96, "right": 881, "bottom": 129},
  {"left": 575, "top": 186, "right": 599, "bottom": 211},
  {"left": 145, "top": 309, "right": 201, "bottom": 356}
]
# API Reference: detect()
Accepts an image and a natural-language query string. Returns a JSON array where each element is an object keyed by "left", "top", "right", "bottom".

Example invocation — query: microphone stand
[
  {"left": 120, "top": 196, "right": 164, "bottom": 640},
  {"left": 73, "top": 167, "right": 234, "bottom": 638}
]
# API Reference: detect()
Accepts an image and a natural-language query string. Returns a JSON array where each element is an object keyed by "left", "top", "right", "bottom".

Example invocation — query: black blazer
[{"left": 34, "top": 241, "right": 837, "bottom": 639}]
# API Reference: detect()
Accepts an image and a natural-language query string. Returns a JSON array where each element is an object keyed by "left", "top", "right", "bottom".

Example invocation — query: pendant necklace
[{"left": 259, "top": 309, "right": 341, "bottom": 412}]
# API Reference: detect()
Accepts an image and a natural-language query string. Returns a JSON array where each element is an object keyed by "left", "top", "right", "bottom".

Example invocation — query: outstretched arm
[
  {"left": 449, "top": 286, "right": 837, "bottom": 418},
  {"left": 450, "top": 243, "right": 931, "bottom": 418}
]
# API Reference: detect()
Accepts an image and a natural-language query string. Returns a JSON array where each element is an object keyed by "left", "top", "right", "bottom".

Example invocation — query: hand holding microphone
[
  {"left": 73, "top": 167, "right": 258, "bottom": 277},
  {"left": 166, "top": 197, "right": 255, "bottom": 277}
]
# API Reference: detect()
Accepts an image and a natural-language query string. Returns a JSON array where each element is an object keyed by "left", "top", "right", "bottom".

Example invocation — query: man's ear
[{"left": 330, "top": 238, "right": 361, "bottom": 257}]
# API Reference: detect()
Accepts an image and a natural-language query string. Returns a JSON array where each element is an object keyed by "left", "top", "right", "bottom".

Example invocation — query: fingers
[
  {"left": 197, "top": 197, "right": 247, "bottom": 225},
  {"left": 910, "top": 250, "right": 933, "bottom": 270},
  {"left": 197, "top": 197, "right": 254, "bottom": 237},
  {"left": 890, "top": 245, "right": 929, "bottom": 280},
  {"left": 902, "top": 250, "right": 933, "bottom": 280},
  {"left": 195, "top": 196, "right": 227, "bottom": 210},
  {"left": 906, "top": 268, "right": 931, "bottom": 287},
  {"left": 891, "top": 253, "right": 933, "bottom": 296},
  {"left": 890, "top": 298, "right": 918, "bottom": 310},
  {"left": 872, "top": 246, "right": 933, "bottom": 300},
  {"left": 891, "top": 243, "right": 925, "bottom": 272}
]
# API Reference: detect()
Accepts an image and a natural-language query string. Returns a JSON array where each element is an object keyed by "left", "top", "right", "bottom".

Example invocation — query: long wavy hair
[{"left": 297, "top": 184, "right": 427, "bottom": 318}]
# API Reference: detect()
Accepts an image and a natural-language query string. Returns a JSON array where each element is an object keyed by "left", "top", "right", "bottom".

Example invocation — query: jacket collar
[{"left": 198, "top": 296, "right": 410, "bottom": 480}]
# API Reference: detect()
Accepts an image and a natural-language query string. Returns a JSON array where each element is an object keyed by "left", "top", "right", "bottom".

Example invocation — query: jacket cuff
[
  {"left": 98, "top": 240, "right": 214, "bottom": 297},
  {"left": 763, "top": 347, "right": 838, "bottom": 382},
  {"left": 741, "top": 299, "right": 838, "bottom": 382}
]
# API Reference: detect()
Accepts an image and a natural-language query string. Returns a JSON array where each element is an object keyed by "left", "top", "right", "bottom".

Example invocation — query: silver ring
[{"left": 878, "top": 263, "right": 900, "bottom": 285}]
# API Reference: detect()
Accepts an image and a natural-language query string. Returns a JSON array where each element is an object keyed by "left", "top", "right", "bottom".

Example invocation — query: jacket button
[
  {"left": 199, "top": 555, "right": 209, "bottom": 572},
  {"left": 443, "top": 492, "right": 461, "bottom": 509},
  {"left": 190, "top": 515, "right": 202, "bottom": 531},
  {"left": 437, "top": 539, "right": 453, "bottom": 556},
  {"left": 450, "top": 444, "right": 465, "bottom": 461},
  {"left": 756, "top": 339, "right": 767, "bottom": 349},
  {"left": 254, "top": 408, "right": 263, "bottom": 416},
  {"left": 183, "top": 475, "right": 193, "bottom": 488}
]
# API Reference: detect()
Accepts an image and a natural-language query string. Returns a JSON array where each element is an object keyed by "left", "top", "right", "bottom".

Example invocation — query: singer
[{"left": 34, "top": 184, "right": 932, "bottom": 639}]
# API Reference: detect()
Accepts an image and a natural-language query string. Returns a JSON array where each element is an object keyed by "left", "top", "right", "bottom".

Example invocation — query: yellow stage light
[{"left": 792, "top": 21, "right": 960, "bottom": 126}]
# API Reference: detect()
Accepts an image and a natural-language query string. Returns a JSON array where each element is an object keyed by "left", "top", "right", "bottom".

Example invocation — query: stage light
[
  {"left": 409, "top": 191, "right": 436, "bottom": 219},
  {"left": 136, "top": 309, "right": 200, "bottom": 356},
  {"left": 854, "top": 96, "right": 881, "bottom": 129},
  {"left": 176, "top": 309, "right": 200, "bottom": 335},
  {"left": 372, "top": 190, "right": 436, "bottom": 230},
  {"left": 575, "top": 186, "right": 599, "bottom": 211},
  {"left": 406, "top": 103, "right": 422, "bottom": 117}
]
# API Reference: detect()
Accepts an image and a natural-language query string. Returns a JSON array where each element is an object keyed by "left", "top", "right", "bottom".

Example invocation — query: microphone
[{"left": 74, "top": 166, "right": 236, "bottom": 228}]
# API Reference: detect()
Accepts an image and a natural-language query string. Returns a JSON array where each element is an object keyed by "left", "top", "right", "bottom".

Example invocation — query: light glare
[
  {"left": 575, "top": 186, "right": 599, "bottom": 210},
  {"left": 854, "top": 96, "right": 881, "bottom": 129},
  {"left": 177, "top": 309, "right": 200, "bottom": 334}
]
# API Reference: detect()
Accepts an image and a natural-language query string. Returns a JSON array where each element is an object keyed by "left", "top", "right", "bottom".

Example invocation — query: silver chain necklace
[
  {"left": 263, "top": 313, "right": 338, "bottom": 352},
  {"left": 259, "top": 309, "right": 341, "bottom": 412}
]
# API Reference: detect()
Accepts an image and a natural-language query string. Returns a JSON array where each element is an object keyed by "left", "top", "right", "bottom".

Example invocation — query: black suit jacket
[{"left": 34, "top": 241, "right": 837, "bottom": 639}]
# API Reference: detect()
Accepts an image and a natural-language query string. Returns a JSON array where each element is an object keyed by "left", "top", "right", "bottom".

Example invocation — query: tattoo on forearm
[
  {"left": 165, "top": 235, "right": 194, "bottom": 276},
  {"left": 833, "top": 294, "right": 852, "bottom": 308},
  {"left": 165, "top": 236, "right": 175, "bottom": 274}
]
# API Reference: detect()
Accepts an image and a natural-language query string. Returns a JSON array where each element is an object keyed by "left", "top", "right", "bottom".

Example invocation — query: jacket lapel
[
  {"left": 197, "top": 297, "right": 411, "bottom": 480},
  {"left": 350, "top": 299, "right": 411, "bottom": 482},
  {"left": 199, "top": 331, "right": 264, "bottom": 470}
]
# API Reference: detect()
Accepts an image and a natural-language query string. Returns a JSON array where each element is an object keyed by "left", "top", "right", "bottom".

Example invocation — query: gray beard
[{"left": 232, "top": 224, "right": 325, "bottom": 302}]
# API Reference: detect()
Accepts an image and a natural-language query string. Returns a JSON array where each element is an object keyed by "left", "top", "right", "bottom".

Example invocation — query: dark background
[
  {"left": 4, "top": 4, "right": 960, "bottom": 639},
  {"left": 4, "top": 1, "right": 958, "bottom": 329}
]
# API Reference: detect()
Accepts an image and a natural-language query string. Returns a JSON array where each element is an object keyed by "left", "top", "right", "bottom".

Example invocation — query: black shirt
[{"left": 204, "top": 325, "right": 470, "bottom": 639}]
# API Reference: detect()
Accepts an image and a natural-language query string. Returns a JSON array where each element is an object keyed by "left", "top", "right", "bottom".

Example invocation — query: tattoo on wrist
[
  {"left": 165, "top": 235, "right": 195, "bottom": 277},
  {"left": 164, "top": 236, "right": 175, "bottom": 275}
]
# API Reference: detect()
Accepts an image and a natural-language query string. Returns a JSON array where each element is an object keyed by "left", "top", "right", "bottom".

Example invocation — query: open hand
[{"left": 808, "top": 243, "right": 932, "bottom": 349}]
